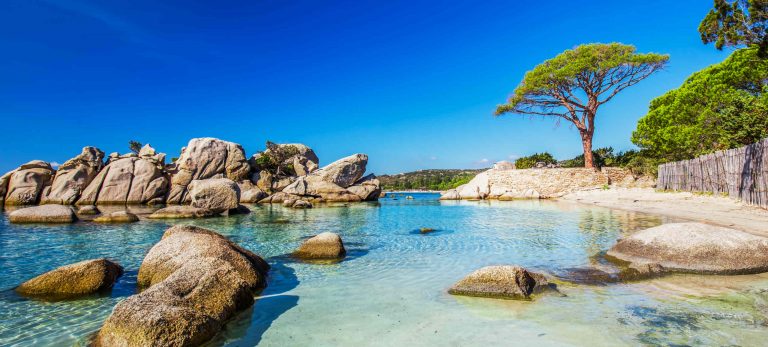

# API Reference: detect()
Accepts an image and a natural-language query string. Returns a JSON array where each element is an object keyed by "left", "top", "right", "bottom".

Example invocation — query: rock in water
[
  {"left": 308, "top": 154, "right": 367, "bottom": 188},
  {"left": 448, "top": 265, "right": 543, "bottom": 300},
  {"left": 77, "top": 205, "right": 100, "bottom": 215},
  {"left": 346, "top": 174, "right": 381, "bottom": 201},
  {"left": 2, "top": 160, "right": 55, "bottom": 205},
  {"left": 8, "top": 205, "right": 77, "bottom": 223},
  {"left": 188, "top": 178, "right": 240, "bottom": 214},
  {"left": 41, "top": 147, "right": 105, "bottom": 205},
  {"left": 77, "top": 146, "right": 168, "bottom": 205},
  {"left": 93, "top": 211, "right": 139, "bottom": 223},
  {"left": 606, "top": 222, "right": 768, "bottom": 275},
  {"left": 147, "top": 206, "right": 215, "bottom": 219},
  {"left": 166, "top": 138, "right": 250, "bottom": 204},
  {"left": 16, "top": 258, "right": 123, "bottom": 299},
  {"left": 293, "top": 232, "right": 346, "bottom": 260},
  {"left": 95, "top": 225, "right": 269, "bottom": 346}
]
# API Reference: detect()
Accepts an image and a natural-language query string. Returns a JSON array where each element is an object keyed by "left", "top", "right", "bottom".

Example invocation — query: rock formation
[
  {"left": 147, "top": 206, "right": 215, "bottom": 219},
  {"left": 293, "top": 232, "right": 346, "bottom": 260},
  {"left": 77, "top": 145, "right": 168, "bottom": 205},
  {"left": 188, "top": 178, "right": 240, "bottom": 214},
  {"left": 16, "top": 258, "right": 123, "bottom": 299},
  {"left": 448, "top": 265, "right": 548, "bottom": 300},
  {"left": 8, "top": 205, "right": 77, "bottom": 223},
  {"left": 1, "top": 160, "right": 55, "bottom": 205},
  {"left": 41, "top": 147, "right": 105, "bottom": 205},
  {"left": 270, "top": 153, "right": 378, "bottom": 203},
  {"left": 167, "top": 138, "right": 250, "bottom": 204},
  {"left": 95, "top": 225, "right": 268, "bottom": 346},
  {"left": 606, "top": 222, "right": 768, "bottom": 276},
  {"left": 93, "top": 211, "right": 139, "bottom": 223}
]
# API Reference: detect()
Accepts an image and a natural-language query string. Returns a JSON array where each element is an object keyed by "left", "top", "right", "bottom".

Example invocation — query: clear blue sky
[{"left": 0, "top": 0, "right": 729, "bottom": 174}]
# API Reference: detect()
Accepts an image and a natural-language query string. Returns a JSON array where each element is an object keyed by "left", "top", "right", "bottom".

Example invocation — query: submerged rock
[
  {"left": 293, "top": 232, "right": 346, "bottom": 260},
  {"left": 41, "top": 146, "right": 105, "bottom": 205},
  {"left": 147, "top": 206, "right": 215, "bottom": 219},
  {"left": 93, "top": 211, "right": 139, "bottom": 223},
  {"left": 189, "top": 178, "right": 240, "bottom": 214},
  {"left": 448, "top": 265, "right": 547, "bottom": 300},
  {"left": 95, "top": 225, "right": 268, "bottom": 346},
  {"left": 8, "top": 205, "right": 77, "bottom": 223},
  {"left": 606, "top": 222, "right": 768, "bottom": 275},
  {"left": 77, "top": 205, "right": 99, "bottom": 215},
  {"left": 16, "top": 258, "right": 123, "bottom": 299},
  {"left": 419, "top": 228, "right": 436, "bottom": 234}
]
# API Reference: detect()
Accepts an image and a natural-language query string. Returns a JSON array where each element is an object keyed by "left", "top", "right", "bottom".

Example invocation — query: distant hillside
[{"left": 378, "top": 169, "right": 485, "bottom": 191}]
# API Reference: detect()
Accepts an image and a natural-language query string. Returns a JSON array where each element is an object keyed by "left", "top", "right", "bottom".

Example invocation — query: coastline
[{"left": 560, "top": 187, "right": 768, "bottom": 237}]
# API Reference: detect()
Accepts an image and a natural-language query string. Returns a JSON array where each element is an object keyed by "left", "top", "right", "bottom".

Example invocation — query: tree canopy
[
  {"left": 699, "top": 0, "right": 768, "bottom": 57},
  {"left": 128, "top": 140, "right": 143, "bottom": 154},
  {"left": 495, "top": 43, "right": 668, "bottom": 168},
  {"left": 632, "top": 47, "right": 768, "bottom": 161}
]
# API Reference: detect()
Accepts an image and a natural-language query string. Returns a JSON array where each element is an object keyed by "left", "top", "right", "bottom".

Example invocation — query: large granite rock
[
  {"left": 346, "top": 174, "right": 381, "bottom": 201},
  {"left": 188, "top": 178, "right": 240, "bottom": 214},
  {"left": 448, "top": 265, "right": 546, "bottom": 300},
  {"left": 237, "top": 180, "right": 267, "bottom": 203},
  {"left": 606, "top": 222, "right": 768, "bottom": 275},
  {"left": 307, "top": 154, "right": 367, "bottom": 188},
  {"left": 8, "top": 205, "right": 77, "bottom": 223},
  {"left": 2, "top": 160, "right": 55, "bottom": 205},
  {"left": 93, "top": 211, "right": 139, "bottom": 223},
  {"left": 16, "top": 258, "right": 123, "bottom": 299},
  {"left": 77, "top": 146, "right": 168, "bottom": 205},
  {"left": 441, "top": 171, "right": 490, "bottom": 200},
  {"left": 41, "top": 147, "right": 105, "bottom": 205},
  {"left": 293, "top": 232, "right": 346, "bottom": 260},
  {"left": 147, "top": 206, "right": 215, "bottom": 219},
  {"left": 167, "top": 138, "right": 250, "bottom": 204},
  {"left": 95, "top": 226, "right": 269, "bottom": 346}
]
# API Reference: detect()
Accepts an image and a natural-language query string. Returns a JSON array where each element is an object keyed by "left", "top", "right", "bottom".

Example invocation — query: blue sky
[{"left": 0, "top": 0, "right": 729, "bottom": 174}]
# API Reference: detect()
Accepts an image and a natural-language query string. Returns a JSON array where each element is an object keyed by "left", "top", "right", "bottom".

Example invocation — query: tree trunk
[{"left": 580, "top": 130, "right": 595, "bottom": 169}]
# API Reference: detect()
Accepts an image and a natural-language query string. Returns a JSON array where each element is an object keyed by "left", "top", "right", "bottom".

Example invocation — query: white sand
[{"left": 560, "top": 188, "right": 768, "bottom": 237}]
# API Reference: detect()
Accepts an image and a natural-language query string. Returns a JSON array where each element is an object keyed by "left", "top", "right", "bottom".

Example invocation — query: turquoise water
[{"left": 1, "top": 193, "right": 767, "bottom": 346}]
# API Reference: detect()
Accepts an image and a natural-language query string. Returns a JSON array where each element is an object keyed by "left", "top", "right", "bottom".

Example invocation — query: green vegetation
[
  {"left": 515, "top": 152, "right": 556, "bottom": 169},
  {"left": 495, "top": 43, "right": 668, "bottom": 168},
  {"left": 254, "top": 141, "right": 300, "bottom": 176},
  {"left": 378, "top": 169, "right": 485, "bottom": 191},
  {"left": 699, "top": 0, "right": 768, "bottom": 57},
  {"left": 632, "top": 47, "right": 768, "bottom": 162},
  {"left": 128, "top": 140, "right": 143, "bottom": 154}
]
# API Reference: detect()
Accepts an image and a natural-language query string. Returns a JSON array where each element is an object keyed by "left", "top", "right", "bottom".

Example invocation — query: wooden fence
[{"left": 657, "top": 138, "right": 768, "bottom": 209}]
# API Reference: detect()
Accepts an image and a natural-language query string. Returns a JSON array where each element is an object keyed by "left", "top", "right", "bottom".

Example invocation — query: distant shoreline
[{"left": 384, "top": 190, "right": 442, "bottom": 194}]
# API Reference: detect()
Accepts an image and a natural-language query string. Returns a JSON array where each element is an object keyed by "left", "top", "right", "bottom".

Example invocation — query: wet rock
[
  {"left": 8, "top": 205, "right": 77, "bottom": 223},
  {"left": 93, "top": 211, "right": 139, "bottom": 223},
  {"left": 448, "top": 265, "right": 547, "bottom": 300},
  {"left": 293, "top": 232, "right": 346, "bottom": 260},
  {"left": 292, "top": 200, "right": 313, "bottom": 209},
  {"left": 96, "top": 225, "right": 269, "bottom": 346},
  {"left": 258, "top": 192, "right": 301, "bottom": 204},
  {"left": 16, "top": 258, "right": 123, "bottom": 299},
  {"left": 2, "top": 160, "right": 55, "bottom": 205},
  {"left": 606, "top": 222, "right": 768, "bottom": 275},
  {"left": 618, "top": 263, "right": 665, "bottom": 281},
  {"left": 147, "top": 206, "right": 215, "bottom": 219},
  {"left": 419, "top": 228, "right": 436, "bottom": 234},
  {"left": 42, "top": 147, "right": 105, "bottom": 205},
  {"left": 77, "top": 205, "right": 99, "bottom": 215},
  {"left": 188, "top": 178, "right": 240, "bottom": 214}
]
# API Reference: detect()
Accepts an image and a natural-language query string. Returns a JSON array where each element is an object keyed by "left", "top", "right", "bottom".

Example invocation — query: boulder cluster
[{"left": 0, "top": 138, "right": 381, "bottom": 216}]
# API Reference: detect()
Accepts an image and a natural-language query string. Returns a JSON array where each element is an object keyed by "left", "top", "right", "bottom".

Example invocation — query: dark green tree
[
  {"left": 128, "top": 140, "right": 143, "bottom": 154},
  {"left": 515, "top": 152, "right": 557, "bottom": 169},
  {"left": 495, "top": 43, "right": 668, "bottom": 168},
  {"left": 632, "top": 47, "right": 768, "bottom": 161},
  {"left": 699, "top": 0, "right": 768, "bottom": 58},
  {"left": 254, "top": 141, "right": 300, "bottom": 176}
]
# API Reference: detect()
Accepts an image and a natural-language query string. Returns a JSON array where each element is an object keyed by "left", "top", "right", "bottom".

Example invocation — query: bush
[{"left": 515, "top": 152, "right": 556, "bottom": 169}]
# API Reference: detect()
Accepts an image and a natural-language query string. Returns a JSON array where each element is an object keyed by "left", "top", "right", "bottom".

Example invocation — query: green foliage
[
  {"left": 515, "top": 152, "right": 556, "bottom": 169},
  {"left": 699, "top": 0, "right": 768, "bottom": 57},
  {"left": 632, "top": 47, "right": 768, "bottom": 162},
  {"left": 128, "top": 140, "right": 142, "bottom": 154},
  {"left": 560, "top": 147, "right": 616, "bottom": 168},
  {"left": 378, "top": 169, "right": 485, "bottom": 191},
  {"left": 495, "top": 43, "right": 668, "bottom": 167},
  {"left": 255, "top": 141, "right": 301, "bottom": 176}
]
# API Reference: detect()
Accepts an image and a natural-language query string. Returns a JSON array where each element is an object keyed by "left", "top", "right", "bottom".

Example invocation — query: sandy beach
[{"left": 561, "top": 188, "right": 768, "bottom": 237}]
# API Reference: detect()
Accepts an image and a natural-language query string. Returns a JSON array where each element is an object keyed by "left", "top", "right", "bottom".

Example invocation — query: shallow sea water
[{"left": 1, "top": 193, "right": 767, "bottom": 346}]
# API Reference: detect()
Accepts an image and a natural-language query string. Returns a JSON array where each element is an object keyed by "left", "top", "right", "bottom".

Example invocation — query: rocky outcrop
[
  {"left": 167, "top": 138, "right": 250, "bottom": 204},
  {"left": 448, "top": 265, "right": 547, "bottom": 300},
  {"left": 347, "top": 174, "right": 381, "bottom": 201},
  {"left": 250, "top": 143, "right": 320, "bottom": 177},
  {"left": 188, "top": 178, "right": 240, "bottom": 214},
  {"left": 147, "top": 206, "right": 215, "bottom": 219},
  {"left": 2, "top": 160, "right": 55, "bottom": 205},
  {"left": 237, "top": 180, "right": 267, "bottom": 203},
  {"left": 41, "top": 147, "right": 105, "bottom": 205},
  {"left": 77, "top": 146, "right": 168, "bottom": 205},
  {"left": 308, "top": 154, "right": 367, "bottom": 188},
  {"left": 95, "top": 225, "right": 268, "bottom": 346},
  {"left": 16, "top": 258, "right": 123, "bottom": 299},
  {"left": 93, "top": 211, "right": 139, "bottom": 223},
  {"left": 8, "top": 205, "right": 77, "bottom": 223},
  {"left": 293, "top": 232, "right": 346, "bottom": 260},
  {"left": 493, "top": 161, "right": 516, "bottom": 170},
  {"left": 606, "top": 222, "right": 768, "bottom": 276},
  {"left": 440, "top": 167, "right": 652, "bottom": 200}
]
